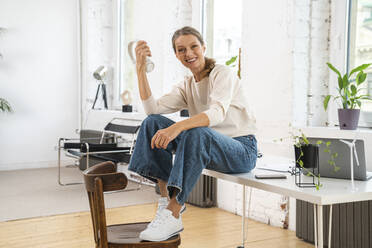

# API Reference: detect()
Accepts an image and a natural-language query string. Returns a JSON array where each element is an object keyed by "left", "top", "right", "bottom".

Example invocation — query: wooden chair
[{"left": 83, "top": 161, "right": 181, "bottom": 248}]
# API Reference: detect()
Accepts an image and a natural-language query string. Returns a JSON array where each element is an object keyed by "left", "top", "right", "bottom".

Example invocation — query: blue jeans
[{"left": 128, "top": 114, "right": 257, "bottom": 205}]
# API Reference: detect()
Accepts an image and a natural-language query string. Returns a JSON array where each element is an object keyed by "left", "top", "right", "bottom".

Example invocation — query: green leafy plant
[
  {"left": 225, "top": 56, "right": 237, "bottom": 66},
  {"left": 225, "top": 48, "right": 241, "bottom": 79},
  {"left": 0, "top": 98, "right": 13, "bottom": 113},
  {"left": 275, "top": 125, "right": 340, "bottom": 190},
  {"left": 323, "top": 62, "right": 372, "bottom": 110},
  {"left": 315, "top": 140, "right": 340, "bottom": 172}
]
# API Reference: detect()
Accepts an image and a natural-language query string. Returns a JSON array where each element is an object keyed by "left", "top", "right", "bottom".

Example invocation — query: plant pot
[
  {"left": 338, "top": 108, "right": 360, "bottom": 130},
  {"left": 294, "top": 144, "right": 319, "bottom": 169}
]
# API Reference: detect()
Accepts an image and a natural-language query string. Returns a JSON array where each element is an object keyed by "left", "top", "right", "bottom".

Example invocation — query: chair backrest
[
  {"left": 102, "top": 118, "right": 141, "bottom": 134},
  {"left": 100, "top": 118, "right": 141, "bottom": 149},
  {"left": 104, "top": 122, "right": 140, "bottom": 134},
  {"left": 83, "top": 161, "right": 128, "bottom": 248}
]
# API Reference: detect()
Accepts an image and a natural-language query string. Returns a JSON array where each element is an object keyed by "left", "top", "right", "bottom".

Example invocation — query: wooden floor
[{"left": 0, "top": 203, "right": 313, "bottom": 248}]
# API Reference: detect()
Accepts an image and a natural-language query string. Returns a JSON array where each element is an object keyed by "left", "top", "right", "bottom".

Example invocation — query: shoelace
[
  {"left": 148, "top": 200, "right": 168, "bottom": 229},
  {"left": 157, "top": 203, "right": 166, "bottom": 212},
  {"left": 149, "top": 208, "right": 165, "bottom": 228}
]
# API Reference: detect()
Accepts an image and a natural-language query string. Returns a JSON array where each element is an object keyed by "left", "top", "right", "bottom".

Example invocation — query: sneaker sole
[{"left": 140, "top": 228, "right": 184, "bottom": 242}]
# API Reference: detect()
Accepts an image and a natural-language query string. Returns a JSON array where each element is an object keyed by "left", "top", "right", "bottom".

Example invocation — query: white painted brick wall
[
  {"left": 217, "top": 0, "right": 297, "bottom": 230},
  {"left": 293, "top": 0, "right": 330, "bottom": 127},
  {"left": 216, "top": 0, "right": 333, "bottom": 232},
  {"left": 293, "top": 0, "right": 311, "bottom": 127},
  {"left": 217, "top": 180, "right": 289, "bottom": 228},
  {"left": 307, "top": 0, "right": 331, "bottom": 126}
]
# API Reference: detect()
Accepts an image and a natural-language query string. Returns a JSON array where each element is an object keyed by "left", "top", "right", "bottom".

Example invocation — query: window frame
[
  {"left": 327, "top": 0, "right": 351, "bottom": 127},
  {"left": 113, "top": 0, "right": 204, "bottom": 111},
  {"left": 345, "top": 0, "right": 372, "bottom": 127},
  {"left": 112, "top": 0, "right": 125, "bottom": 109},
  {"left": 201, "top": 0, "right": 242, "bottom": 65}
]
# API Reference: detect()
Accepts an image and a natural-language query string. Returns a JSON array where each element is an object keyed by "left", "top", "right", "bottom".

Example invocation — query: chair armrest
[
  {"left": 63, "top": 142, "right": 83, "bottom": 149},
  {"left": 80, "top": 143, "right": 121, "bottom": 152}
]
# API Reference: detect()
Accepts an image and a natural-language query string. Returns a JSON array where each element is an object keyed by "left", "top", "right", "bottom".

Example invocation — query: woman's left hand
[{"left": 151, "top": 123, "right": 183, "bottom": 149}]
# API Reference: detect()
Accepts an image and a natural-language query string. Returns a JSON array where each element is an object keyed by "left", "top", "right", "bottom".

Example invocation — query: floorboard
[{"left": 0, "top": 203, "right": 313, "bottom": 248}]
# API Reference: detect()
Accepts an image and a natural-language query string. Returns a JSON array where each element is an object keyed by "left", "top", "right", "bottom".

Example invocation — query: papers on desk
[{"left": 255, "top": 156, "right": 294, "bottom": 173}]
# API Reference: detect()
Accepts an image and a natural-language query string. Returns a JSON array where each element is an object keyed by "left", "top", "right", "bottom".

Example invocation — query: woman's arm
[
  {"left": 135, "top": 41, "right": 153, "bottom": 100},
  {"left": 137, "top": 68, "right": 152, "bottom": 101},
  {"left": 151, "top": 112, "right": 210, "bottom": 149},
  {"left": 176, "top": 112, "right": 210, "bottom": 132},
  {"left": 136, "top": 41, "right": 187, "bottom": 114}
]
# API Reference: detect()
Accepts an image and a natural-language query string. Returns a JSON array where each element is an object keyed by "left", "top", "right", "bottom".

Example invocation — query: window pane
[
  {"left": 348, "top": 0, "right": 372, "bottom": 112},
  {"left": 204, "top": 0, "right": 242, "bottom": 65},
  {"left": 118, "top": 0, "right": 191, "bottom": 109}
]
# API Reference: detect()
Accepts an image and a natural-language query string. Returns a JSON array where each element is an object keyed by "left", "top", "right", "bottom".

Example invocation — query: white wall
[
  {"left": 216, "top": 0, "right": 343, "bottom": 231},
  {"left": 0, "top": 0, "right": 79, "bottom": 170},
  {"left": 219, "top": 0, "right": 296, "bottom": 229},
  {"left": 292, "top": 0, "right": 331, "bottom": 127}
]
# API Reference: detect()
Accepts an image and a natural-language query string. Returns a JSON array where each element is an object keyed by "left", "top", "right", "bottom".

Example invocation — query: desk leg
[
  {"left": 238, "top": 186, "right": 253, "bottom": 248},
  {"left": 240, "top": 185, "right": 246, "bottom": 248},
  {"left": 314, "top": 204, "right": 332, "bottom": 248},
  {"left": 314, "top": 205, "right": 318, "bottom": 248},
  {"left": 317, "top": 204, "right": 324, "bottom": 248},
  {"left": 328, "top": 205, "right": 333, "bottom": 248}
]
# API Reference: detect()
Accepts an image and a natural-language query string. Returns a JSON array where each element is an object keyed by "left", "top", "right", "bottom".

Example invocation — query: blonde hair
[{"left": 172, "top": 26, "right": 216, "bottom": 78}]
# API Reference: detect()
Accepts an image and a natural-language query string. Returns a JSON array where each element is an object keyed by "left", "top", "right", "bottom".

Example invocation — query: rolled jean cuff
[
  {"left": 167, "top": 183, "right": 184, "bottom": 205},
  {"left": 128, "top": 167, "right": 169, "bottom": 184}
]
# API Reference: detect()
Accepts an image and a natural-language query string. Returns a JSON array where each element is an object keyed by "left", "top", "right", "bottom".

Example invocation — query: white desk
[
  {"left": 202, "top": 156, "right": 372, "bottom": 248},
  {"left": 85, "top": 112, "right": 372, "bottom": 247}
]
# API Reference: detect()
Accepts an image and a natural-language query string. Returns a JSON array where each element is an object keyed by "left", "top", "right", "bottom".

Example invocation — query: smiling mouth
[{"left": 185, "top": 58, "right": 197, "bottom": 63}]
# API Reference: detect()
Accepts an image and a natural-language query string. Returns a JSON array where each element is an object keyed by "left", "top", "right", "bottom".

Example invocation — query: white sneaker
[
  {"left": 140, "top": 209, "right": 184, "bottom": 241},
  {"left": 157, "top": 197, "right": 186, "bottom": 214}
]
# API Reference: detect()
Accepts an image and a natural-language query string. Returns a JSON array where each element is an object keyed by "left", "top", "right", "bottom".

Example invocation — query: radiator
[
  {"left": 296, "top": 199, "right": 372, "bottom": 247},
  {"left": 186, "top": 175, "right": 217, "bottom": 208}
]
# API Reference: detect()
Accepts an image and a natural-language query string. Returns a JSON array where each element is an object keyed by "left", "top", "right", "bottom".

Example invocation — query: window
[
  {"left": 202, "top": 0, "right": 242, "bottom": 66},
  {"left": 116, "top": 0, "right": 192, "bottom": 111},
  {"left": 347, "top": 0, "right": 372, "bottom": 115},
  {"left": 116, "top": 0, "right": 139, "bottom": 109},
  {"left": 115, "top": 0, "right": 242, "bottom": 111}
]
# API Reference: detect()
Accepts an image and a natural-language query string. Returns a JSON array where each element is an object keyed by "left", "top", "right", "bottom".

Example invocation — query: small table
[{"left": 202, "top": 156, "right": 372, "bottom": 248}]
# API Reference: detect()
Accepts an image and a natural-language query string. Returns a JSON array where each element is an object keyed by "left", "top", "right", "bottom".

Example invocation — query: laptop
[{"left": 307, "top": 137, "right": 372, "bottom": 181}]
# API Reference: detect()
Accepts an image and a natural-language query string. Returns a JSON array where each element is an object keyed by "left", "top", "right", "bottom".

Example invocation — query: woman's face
[{"left": 174, "top": 34, "right": 206, "bottom": 73}]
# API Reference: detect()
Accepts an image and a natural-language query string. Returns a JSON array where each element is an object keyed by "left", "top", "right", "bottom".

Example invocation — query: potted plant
[
  {"left": 323, "top": 62, "right": 372, "bottom": 130},
  {"left": 275, "top": 125, "right": 339, "bottom": 189},
  {"left": 0, "top": 98, "right": 13, "bottom": 113}
]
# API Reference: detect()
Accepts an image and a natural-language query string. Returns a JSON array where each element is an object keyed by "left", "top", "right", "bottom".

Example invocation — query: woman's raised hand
[{"left": 135, "top": 40, "right": 152, "bottom": 72}]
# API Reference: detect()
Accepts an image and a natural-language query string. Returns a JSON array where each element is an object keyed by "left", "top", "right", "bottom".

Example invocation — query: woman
[{"left": 128, "top": 26, "right": 257, "bottom": 242}]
